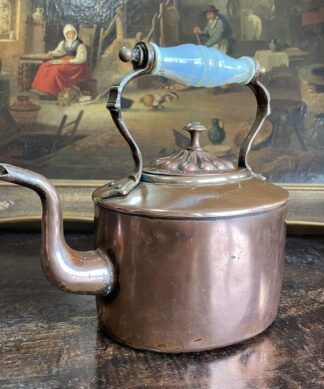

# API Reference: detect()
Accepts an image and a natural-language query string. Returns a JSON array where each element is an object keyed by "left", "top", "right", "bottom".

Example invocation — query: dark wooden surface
[{"left": 0, "top": 233, "right": 323, "bottom": 389}]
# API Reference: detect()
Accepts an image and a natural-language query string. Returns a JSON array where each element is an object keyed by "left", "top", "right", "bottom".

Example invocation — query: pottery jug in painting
[
  {"left": 0, "top": 42, "right": 288, "bottom": 353},
  {"left": 32, "top": 7, "right": 44, "bottom": 23}
]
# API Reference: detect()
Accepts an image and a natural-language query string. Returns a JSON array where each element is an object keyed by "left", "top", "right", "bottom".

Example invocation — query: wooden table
[
  {"left": 254, "top": 50, "right": 289, "bottom": 72},
  {"left": 0, "top": 233, "right": 323, "bottom": 388},
  {"left": 284, "top": 47, "right": 309, "bottom": 67},
  {"left": 18, "top": 54, "right": 48, "bottom": 91}
]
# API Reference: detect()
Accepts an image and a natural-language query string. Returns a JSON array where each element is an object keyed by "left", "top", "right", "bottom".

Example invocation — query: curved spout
[{"left": 0, "top": 163, "right": 115, "bottom": 295}]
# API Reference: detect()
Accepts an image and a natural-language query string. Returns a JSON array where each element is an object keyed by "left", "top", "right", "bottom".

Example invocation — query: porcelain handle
[
  {"left": 120, "top": 42, "right": 263, "bottom": 88},
  {"left": 151, "top": 43, "right": 258, "bottom": 87}
]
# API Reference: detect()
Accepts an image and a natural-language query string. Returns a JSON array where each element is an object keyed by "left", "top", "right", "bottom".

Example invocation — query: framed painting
[{"left": 0, "top": 0, "right": 323, "bottom": 228}]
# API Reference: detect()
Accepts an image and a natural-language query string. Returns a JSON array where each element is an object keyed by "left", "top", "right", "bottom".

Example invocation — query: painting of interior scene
[{"left": 0, "top": 0, "right": 323, "bottom": 182}]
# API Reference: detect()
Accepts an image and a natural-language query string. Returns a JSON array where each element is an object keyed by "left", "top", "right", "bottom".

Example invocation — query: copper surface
[
  {"left": 141, "top": 168, "right": 252, "bottom": 185},
  {"left": 94, "top": 178, "right": 289, "bottom": 218},
  {"left": 0, "top": 163, "right": 115, "bottom": 295},
  {"left": 95, "top": 204, "right": 287, "bottom": 352}
]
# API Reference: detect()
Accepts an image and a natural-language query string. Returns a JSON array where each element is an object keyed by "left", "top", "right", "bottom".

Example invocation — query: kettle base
[{"left": 97, "top": 312, "right": 277, "bottom": 353}]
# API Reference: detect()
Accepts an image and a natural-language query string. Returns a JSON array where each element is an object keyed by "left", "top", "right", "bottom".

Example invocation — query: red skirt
[{"left": 32, "top": 56, "right": 90, "bottom": 96}]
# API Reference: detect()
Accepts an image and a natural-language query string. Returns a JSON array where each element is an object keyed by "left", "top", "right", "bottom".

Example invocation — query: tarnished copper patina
[{"left": 0, "top": 42, "right": 288, "bottom": 353}]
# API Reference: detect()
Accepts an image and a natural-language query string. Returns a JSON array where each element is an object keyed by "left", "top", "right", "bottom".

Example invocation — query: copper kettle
[{"left": 0, "top": 42, "right": 288, "bottom": 353}]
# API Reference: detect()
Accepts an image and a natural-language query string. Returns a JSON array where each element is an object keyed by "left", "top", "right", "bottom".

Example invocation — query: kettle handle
[
  {"left": 98, "top": 43, "right": 155, "bottom": 199},
  {"left": 101, "top": 42, "right": 269, "bottom": 199},
  {"left": 239, "top": 80, "right": 270, "bottom": 173}
]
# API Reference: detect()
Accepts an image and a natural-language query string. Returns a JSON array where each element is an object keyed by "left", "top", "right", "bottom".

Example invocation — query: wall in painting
[{"left": 0, "top": 0, "right": 323, "bottom": 183}]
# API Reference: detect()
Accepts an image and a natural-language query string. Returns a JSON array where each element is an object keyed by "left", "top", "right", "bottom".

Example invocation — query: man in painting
[
  {"left": 32, "top": 24, "right": 89, "bottom": 97},
  {"left": 193, "top": 5, "right": 233, "bottom": 53}
]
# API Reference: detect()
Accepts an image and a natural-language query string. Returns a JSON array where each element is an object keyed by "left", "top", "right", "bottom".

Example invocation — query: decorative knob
[
  {"left": 183, "top": 122, "right": 207, "bottom": 151},
  {"left": 119, "top": 46, "right": 136, "bottom": 62},
  {"left": 154, "top": 121, "right": 234, "bottom": 173},
  {"left": 119, "top": 46, "right": 143, "bottom": 66}
]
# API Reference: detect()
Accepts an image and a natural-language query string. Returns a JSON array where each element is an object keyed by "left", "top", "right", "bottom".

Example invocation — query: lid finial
[
  {"left": 154, "top": 122, "right": 235, "bottom": 174},
  {"left": 184, "top": 122, "right": 207, "bottom": 151}
]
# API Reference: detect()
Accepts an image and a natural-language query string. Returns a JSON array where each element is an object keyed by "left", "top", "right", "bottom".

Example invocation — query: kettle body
[{"left": 94, "top": 181, "right": 287, "bottom": 352}]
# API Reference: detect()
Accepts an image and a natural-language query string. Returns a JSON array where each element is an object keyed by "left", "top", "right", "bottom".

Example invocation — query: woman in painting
[{"left": 32, "top": 24, "right": 89, "bottom": 97}]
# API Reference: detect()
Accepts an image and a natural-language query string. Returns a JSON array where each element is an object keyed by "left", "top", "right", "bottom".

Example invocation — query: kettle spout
[
  {"left": 0, "top": 163, "right": 115, "bottom": 295},
  {"left": 0, "top": 165, "right": 8, "bottom": 176}
]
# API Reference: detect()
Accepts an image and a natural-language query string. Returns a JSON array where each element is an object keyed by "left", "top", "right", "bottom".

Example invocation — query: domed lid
[{"left": 94, "top": 177, "right": 288, "bottom": 219}]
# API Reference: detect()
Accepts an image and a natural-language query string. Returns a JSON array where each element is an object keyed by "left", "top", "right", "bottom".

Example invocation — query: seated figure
[{"left": 32, "top": 24, "right": 89, "bottom": 97}]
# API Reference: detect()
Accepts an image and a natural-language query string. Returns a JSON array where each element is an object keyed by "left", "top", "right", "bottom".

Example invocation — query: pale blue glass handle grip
[{"left": 150, "top": 43, "right": 257, "bottom": 87}]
